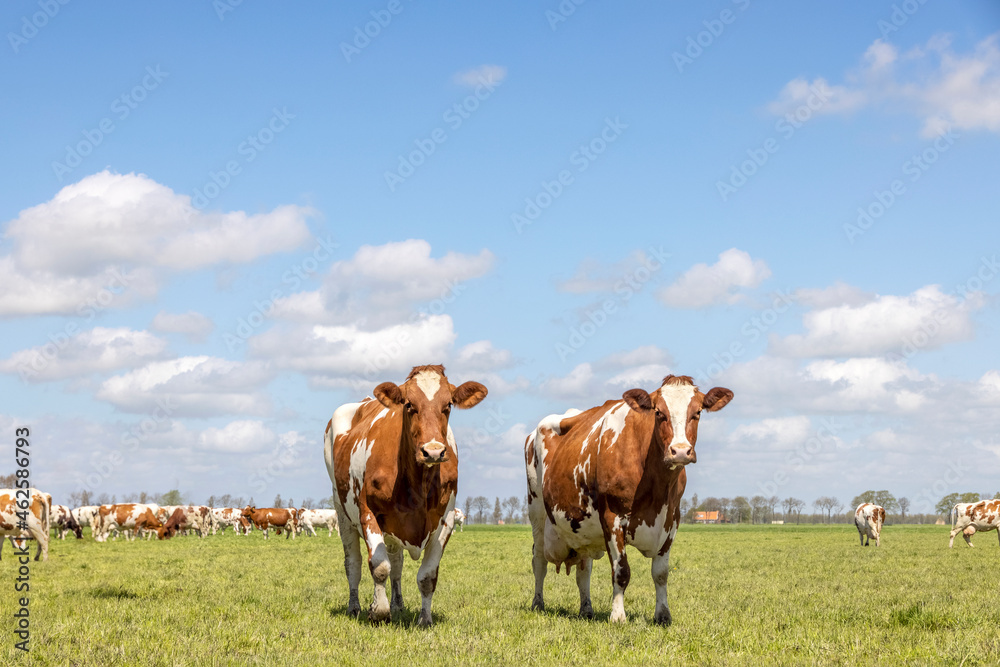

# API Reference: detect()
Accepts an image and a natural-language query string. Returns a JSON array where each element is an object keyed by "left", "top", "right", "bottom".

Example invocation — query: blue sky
[{"left": 2, "top": 1, "right": 999, "bottom": 513}]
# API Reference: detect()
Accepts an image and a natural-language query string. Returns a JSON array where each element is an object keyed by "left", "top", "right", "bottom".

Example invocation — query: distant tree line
[
  {"left": 460, "top": 495, "right": 529, "bottom": 525},
  {"left": 681, "top": 489, "right": 1000, "bottom": 525}
]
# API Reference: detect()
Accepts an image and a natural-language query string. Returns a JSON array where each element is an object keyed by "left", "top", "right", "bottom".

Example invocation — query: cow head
[
  {"left": 373, "top": 364, "right": 487, "bottom": 466},
  {"left": 623, "top": 375, "right": 733, "bottom": 467},
  {"left": 242, "top": 505, "right": 256, "bottom": 519}
]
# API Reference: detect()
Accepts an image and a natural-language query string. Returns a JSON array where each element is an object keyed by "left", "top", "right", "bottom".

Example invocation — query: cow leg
[
  {"left": 363, "top": 528, "right": 391, "bottom": 623},
  {"left": 528, "top": 499, "right": 547, "bottom": 612},
  {"left": 576, "top": 558, "right": 594, "bottom": 619},
  {"left": 604, "top": 519, "right": 630, "bottom": 624},
  {"left": 388, "top": 545, "right": 405, "bottom": 613},
  {"left": 338, "top": 529, "right": 364, "bottom": 618},
  {"left": 651, "top": 552, "right": 673, "bottom": 625},
  {"left": 415, "top": 519, "right": 452, "bottom": 628}
]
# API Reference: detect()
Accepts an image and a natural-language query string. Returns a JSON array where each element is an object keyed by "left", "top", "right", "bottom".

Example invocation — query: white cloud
[
  {"left": 767, "top": 33, "right": 1000, "bottom": 137},
  {"left": 0, "top": 327, "right": 168, "bottom": 382},
  {"left": 198, "top": 420, "right": 276, "bottom": 454},
  {"left": 249, "top": 315, "right": 456, "bottom": 389},
  {"left": 540, "top": 363, "right": 595, "bottom": 400},
  {"left": 0, "top": 171, "right": 314, "bottom": 316},
  {"left": 793, "top": 282, "right": 875, "bottom": 309},
  {"left": 772, "top": 285, "right": 983, "bottom": 358},
  {"left": 658, "top": 248, "right": 771, "bottom": 308},
  {"left": 271, "top": 239, "right": 494, "bottom": 327},
  {"left": 555, "top": 249, "right": 667, "bottom": 294},
  {"left": 453, "top": 64, "right": 507, "bottom": 88},
  {"left": 151, "top": 311, "right": 214, "bottom": 342},
  {"left": 97, "top": 356, "right": 274, "bottom": 416},
  {"left": 728, "top": 416, "right": 814, "bottom": 450},
  {"left": 454, "top": 340, "right": 514, "bottom": 372}
]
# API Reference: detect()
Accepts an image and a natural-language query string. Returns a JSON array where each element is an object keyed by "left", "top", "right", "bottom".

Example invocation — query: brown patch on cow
[{"left": 325, "top": 419, "right": 332, "bottom": 435}]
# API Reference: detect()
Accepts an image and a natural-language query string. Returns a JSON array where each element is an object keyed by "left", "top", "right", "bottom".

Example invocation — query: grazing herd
[{"left": 1, "top": 364, "right": 996, "bottom": 629}]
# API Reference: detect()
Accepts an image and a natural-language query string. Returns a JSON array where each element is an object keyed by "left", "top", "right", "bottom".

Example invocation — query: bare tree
[
  {"left": 502, "top": 496, "right": 521, "bottom": 523},
  {"left": 750, "top": 495, "right": 768, "bottom": 524},
  {"left": 273, "top": 494, "right": 283, "bottom": 508},
  {"left": 0, "top": 472, "right": 16, "bottom": 488},
  {"left": 767, "top": 495, "right": 780, "bottom": 522},
  {"left": 813, "top": 496, "right": 832, "bottom": 523},
  {"left": 205, "top": 495, "right": 216, "bottom": 508},
  {"left": 463, "top": 496, "right": 473, "bottom": 521},
  {"left": 898, "top": 496, "right": 910, "bottom": 522},
  {"left": 472, "top": 496, "right": 490, "bottom": 523}
]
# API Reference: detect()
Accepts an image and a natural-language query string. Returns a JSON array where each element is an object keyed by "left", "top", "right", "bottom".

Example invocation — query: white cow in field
[
  {"left": 453, "top": 508, "right": 466, "bottom": 532},
  {"left": 212, "top": 508, "right": 248, "bottom": 535},
  {"left": 297, "top": 508, "right": 339, "bottom": 537},
  {"left": 854, "top": 503, "right": 885, "bottom": 547},
  {"left": 949, "top": 499, "right": 1000, "bottom": 548}
]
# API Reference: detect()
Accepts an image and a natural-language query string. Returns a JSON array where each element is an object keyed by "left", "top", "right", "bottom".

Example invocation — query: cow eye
[
  {"left": 442, "top": 404, "right": 452, "bottom": 414},
  {"left": 404, "top": 402, "right": 416, "bottom": 413}
]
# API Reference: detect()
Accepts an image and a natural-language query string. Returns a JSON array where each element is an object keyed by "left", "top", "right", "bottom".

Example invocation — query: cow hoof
[
  {"left": 654, "top": 609, "right": 672, "bottom": 626},
  {"left": 610, "top": 610, "right": 627, "bottom": 624},
  {"left": 347, "top": 603, "right": 361, "bottom": 618},
  {"left": 417, "top": 611, "right": 433, "bottom": 628},
  {"left": 579, "top": 604, "right": 594, "bottom": 620}
]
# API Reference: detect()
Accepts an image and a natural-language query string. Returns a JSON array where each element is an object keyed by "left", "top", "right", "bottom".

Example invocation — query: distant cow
[
  {"left": 157, "top": 506, "right": 211, "bottom": 539},
  {"left": 94, "top": 504, "right": 162, "bottom": 542},
  {"left": 454, "top": 508, "right": 466, "bottom": 533},
  {"left": 854, "top": 503, "right": 885, "bottom": 546},
  {"left": 71, "top": 505, "right": 100, "bottom": 534},
  {"left": 297, "top": 508, "right": 338, "bottom": 537},
  {"left": 212, "top": 508, "right": 248, "bottom": 535},
  {"left": 949, "top": 499, "right": 1000, "bottom": 548},
  {"left": 241, "top": 506, "right": 297, "bottom": 540},
  {"left": 52, "top": 504, "right": 83, "bottom": 540},
  {"left": 526, "top": 374, "right": 732, "bottom": 624},
  {"left": 0, "top": 488, "right": 51, "bottom": 561},
  {"left": 325, "top": 364, "right": 487, "bottom": 626}
]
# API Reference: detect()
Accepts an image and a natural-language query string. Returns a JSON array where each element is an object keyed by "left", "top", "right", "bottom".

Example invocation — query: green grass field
[{"left": 1, "top": 523, "right": 998, "bottom": 666}]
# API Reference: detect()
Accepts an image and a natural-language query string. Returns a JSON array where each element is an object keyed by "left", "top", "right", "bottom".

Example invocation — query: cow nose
[
  {"left": 420, "top": 442, "right": 447, "bottom": 463},
  {"left": 668, "top": 444, "right": 695, "bottom": 463}
]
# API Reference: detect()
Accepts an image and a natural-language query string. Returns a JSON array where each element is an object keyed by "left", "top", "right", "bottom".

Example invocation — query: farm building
[{"left": 695, "top": 511, "right": 722, "bottom": 524}]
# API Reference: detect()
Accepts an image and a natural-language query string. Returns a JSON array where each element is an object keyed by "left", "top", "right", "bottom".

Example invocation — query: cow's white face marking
[
  {"left": 659, "top": 384, "right": 697, "bottom": 447},
  {"left": 414, "top": 371, "right": 441, "bottom": 401}
]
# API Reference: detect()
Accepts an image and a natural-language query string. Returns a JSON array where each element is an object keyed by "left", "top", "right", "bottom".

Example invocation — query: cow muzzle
[
  {"left": 665, "top": 444, "right": 696, "bottom": 466},
  {"left": 418, "top": 441, "right": 448, "bottom": 465}
]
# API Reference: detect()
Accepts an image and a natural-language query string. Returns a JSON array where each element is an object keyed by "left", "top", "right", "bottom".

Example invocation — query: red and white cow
[
  {"left": 854, "top": 503, "right": 885, "bottom": 547},
  {"left": 297, "top": 508, "right": 339, "bottom": 537},
  {"left": 71, "top": 505, "right": 100, "bottom": 536},
  {"left": 949, "top": 499, "right": 1000, "bottom": 548},
  {"left": 325, "top": 364, "right": 487, "bottom": 626},
  {"left": 212, "top": 508, "right": 248, "bottom": 535},
  {"left": 241, "top": 506, "right": 297, "bottom": 540},
  {"left": 157, "top": 506, "right": 211, "bottom": 539},
  {"left": 52, "top": 504, "right": 83, "bottom": 540},
  {"left": 94, "top": 504, "right": 162, "bottom": 542},
  {"left": 526, "top": 375, "right": 732, "bottom": 624},
  {"left": 0, "top": 488, "right": 51, "bottom": 561},
  {"left": 453, "top": 508, "right": 466, "bottom": 533}
]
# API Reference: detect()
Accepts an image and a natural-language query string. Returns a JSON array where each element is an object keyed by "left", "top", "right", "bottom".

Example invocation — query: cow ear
[
  {"left": 703, "top": 387, "right": 734, "bottom": 412},
  {"left": 623, "top": 389, "right": 653, "bottom": 412},
  {"left": 374, "top": 382, "right": 405, "bottom": 408},
  {"left": 453, "top": 381, "right": 488, "bottom": 409}
]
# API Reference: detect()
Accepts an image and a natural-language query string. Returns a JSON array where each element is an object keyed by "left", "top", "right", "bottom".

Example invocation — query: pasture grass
[{"left": 1, "top": 523, "right": 998, "bottom": 665}]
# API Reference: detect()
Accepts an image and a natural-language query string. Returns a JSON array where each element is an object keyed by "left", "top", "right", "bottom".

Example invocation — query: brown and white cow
[
  {"left": 212, "top": 507, "right": 249, "bottom": 535},
  {"left": 241, "top": 506, "right": 296, "bottom": 540},
  {"left": 854, "top": 503, "right": 885, "bottom": 547},
  {"left": 453, "top": 508, "right": 466, "bottom": 533},
  {"left": 52, "top": 504, "right": 83, "bottom": 540},
  {"left": 94, "top": 504, "right": 162, "bottom": 542},
  {"left": 526, "top": 375, "right": 732, "bottom": 624},
  {"left": 297, "top": 508, "right": 339, "bottom": 537},
  {"left": 949, "top": 499, "right": 1000, "bottom": 548},
  {"left": 0, "top": 488, "right": 51, "bottom": 561},
  {"left": 325, "top": 364, "right": 487, "bottom": 626},
  {"left": 157, "top": 506, "right": 211, "bottom": 539}
]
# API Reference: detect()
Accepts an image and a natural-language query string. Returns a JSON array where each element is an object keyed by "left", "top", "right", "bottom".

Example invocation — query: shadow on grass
[
  {"left": 528, "top": 603, "right": 611, "bottom": 623},
  {"left": 91, "top": 585, "right": 142, "bottom": 600},
  {"left": 326, "top": 603, "right": 450, "bottom": 628}
]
